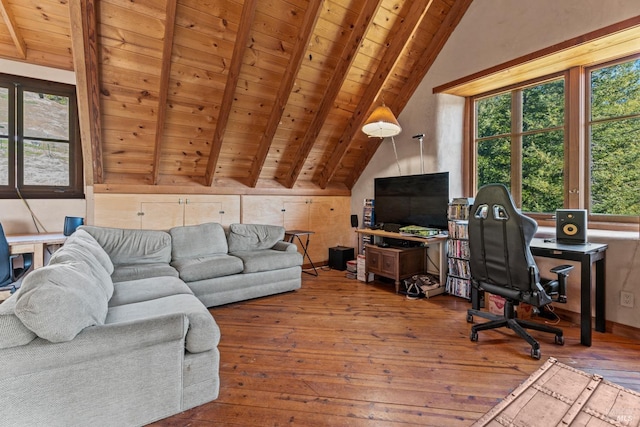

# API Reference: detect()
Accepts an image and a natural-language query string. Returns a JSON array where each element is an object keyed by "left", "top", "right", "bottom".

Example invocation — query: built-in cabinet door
[
  {"left": 140, "top": 202, "right": 184, "bottom": 229},
  {"left": 93, "top": 194, "right": 142, "bottom": 229},
  {"left": 183, "top": 201, "right": 223, "bottom": 226},
  {"left": 242, "top": 196, "right": 285, "bottom": 226}
]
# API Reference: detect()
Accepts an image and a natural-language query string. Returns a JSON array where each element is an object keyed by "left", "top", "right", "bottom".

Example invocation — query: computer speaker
[
  {"left": 350, "top": 214, "right": 358, "bottom": 228},
  {"left": 556, "top": 209, "right": 586, "bottom": 244}
]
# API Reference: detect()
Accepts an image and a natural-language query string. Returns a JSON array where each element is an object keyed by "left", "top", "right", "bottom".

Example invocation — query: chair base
[{"left": 467, "top": 308, "right": 563, "bottom": 359}]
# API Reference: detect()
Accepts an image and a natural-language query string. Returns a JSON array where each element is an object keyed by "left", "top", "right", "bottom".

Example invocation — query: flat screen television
[{"left": 374, "top": 172, "right": 449, "bottom": 230}]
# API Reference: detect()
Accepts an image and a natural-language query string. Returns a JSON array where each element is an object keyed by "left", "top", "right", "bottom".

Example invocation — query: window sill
[{"left": 535, "top": 226, "right": 639, "bottom": 242}]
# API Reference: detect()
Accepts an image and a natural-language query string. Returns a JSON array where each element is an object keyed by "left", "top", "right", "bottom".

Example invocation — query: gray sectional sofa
[{"left": 0, "top": 222, "right": 302, "bottom": 426}]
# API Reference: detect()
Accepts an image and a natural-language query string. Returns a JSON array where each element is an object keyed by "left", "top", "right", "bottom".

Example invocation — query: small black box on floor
[{"left": 328, "top": 246, "right": 355, "bottom": 270}]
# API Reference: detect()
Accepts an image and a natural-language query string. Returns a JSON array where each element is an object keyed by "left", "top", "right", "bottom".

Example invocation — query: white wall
[{"left": 351, "top": 0, "right": 640, "bottom": 329}]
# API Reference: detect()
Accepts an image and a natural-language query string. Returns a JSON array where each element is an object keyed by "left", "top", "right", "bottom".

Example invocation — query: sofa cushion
[
  {"left": 109, "top": 276, "right": 194, "bottom": 307},
  {"left": 106, "top": 294, "right": 220, "bottom": 354},
  {"left": 227, "top": 223, "right": 285, "bottom": 252},
  {"left": 65, "top": 229, "right": 115, "bottom": 275},
  {"left": 170, "top": 222, "right": 228, "bottom": 259},
  {"left": 49, "top": 242, "right": 114, "bottom": 300},
  {"left": 232, "top": 249, "right": 303, "bottom": 274},
  {"left": 14, "top": 261, "right": 109, "bottom": 343},
  {"left": 0, "top": 292, "right": 37, "bottom": 349},
  {"left": 111, "top": 263, "right": 179, "bottom": 283},
  {"left": 80, "top": 226, "right": 172, "bottom": 265},
  {"left": 171, "top": 254, "right": 244, "bottom": 282}
]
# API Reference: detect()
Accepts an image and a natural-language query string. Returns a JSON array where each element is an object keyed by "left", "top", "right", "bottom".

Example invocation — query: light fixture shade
[{"left": 362, "top": 105, "right": 402, "bottom": 138}]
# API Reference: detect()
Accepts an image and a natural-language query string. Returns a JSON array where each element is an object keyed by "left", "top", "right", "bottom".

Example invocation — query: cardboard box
[{"left": 487, "top": 293, "right": 532, "bottom": 319}]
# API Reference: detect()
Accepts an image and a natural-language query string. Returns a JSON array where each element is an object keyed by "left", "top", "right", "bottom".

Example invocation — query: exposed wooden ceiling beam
[
  {"left": 0, "top": 0, "right": 26, "bottom": 59},
  {"left": 246, "top": 0, "right": 324, "bottom": 188},
  {"left": 151, "top": 0, "right": 178, "bottom": 185},
  {"left": 204, "top": 0, "right": 259, "bottom": 187},
  {"left": 69, "top": 0, "right": 103, "bottom": 185},
  {"left": 346, "top": 0, "right": 474, "bottom": 188},
  {"left": 282, "top": 0, "right": 384, "bottom": 189},
  {"left": 317, "top": 0, "right": 435, "bottom": 189}
]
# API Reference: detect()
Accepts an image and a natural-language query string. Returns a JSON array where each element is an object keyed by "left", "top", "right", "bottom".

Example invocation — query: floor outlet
[{"left": 620, "top": 291, "right": 634, "bottom": 308}]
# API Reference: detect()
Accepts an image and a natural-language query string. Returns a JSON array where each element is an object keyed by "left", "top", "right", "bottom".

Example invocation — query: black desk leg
[
  {"left": 595, "top": 256, "right": 606, "bottom": 333},
  {"left": 580, "top": 254, "right": 592, "bottom": 347}
]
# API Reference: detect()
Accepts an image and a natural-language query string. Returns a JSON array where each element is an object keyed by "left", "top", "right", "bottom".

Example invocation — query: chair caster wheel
[
  {"left": 467, "top": 314, "right": 473, "bottom": 323},
  {"left": 470, "top": 331, "right": 478, "bottom": 342},
  {"left": 555, "top": 335, "right": 564, "bottom": 345},
  {"left": 531, "top": 348, "right": 541, "bottom": 359}
]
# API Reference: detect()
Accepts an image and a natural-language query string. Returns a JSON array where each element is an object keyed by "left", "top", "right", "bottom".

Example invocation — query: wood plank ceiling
[{"left": 0, "top": 0, "right": 472, "bottom": 193}]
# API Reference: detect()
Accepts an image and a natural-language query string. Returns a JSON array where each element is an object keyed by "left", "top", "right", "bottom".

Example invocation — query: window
[
  {"left": 471, "top": 55, "right": 640, "bottom": 226},
  {"left": 588, "top": 57, "right": 640, "bottom": 217},
  {"left": 475, "top": 78, "right": 565, "bottom": 213},
  {"left": 0, "top": 74, "right": 83, "bottom": 198}
]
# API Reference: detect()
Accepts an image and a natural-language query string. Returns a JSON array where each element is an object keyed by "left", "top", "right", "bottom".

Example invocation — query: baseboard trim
[{"left": 552, "top": 307, "right": 640, "bottom": 341}]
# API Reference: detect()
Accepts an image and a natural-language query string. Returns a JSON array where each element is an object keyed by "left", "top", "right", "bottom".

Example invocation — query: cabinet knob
[
  {"left": 178, "top": 198, "right": 183, "bottom": 205},
  {"left": 137, "top": 212, "right": 145, "bottom": 216},
  {"left": 185, "top": 199, "right": 190, "bottom": 204},
  {"left": 219, "top": 211, "right": 225, "bottom": 214}
]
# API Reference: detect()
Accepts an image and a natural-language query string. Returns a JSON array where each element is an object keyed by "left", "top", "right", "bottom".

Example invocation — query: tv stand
[{"left": 356, "top": 229, "right": 447, "bottom": 292}]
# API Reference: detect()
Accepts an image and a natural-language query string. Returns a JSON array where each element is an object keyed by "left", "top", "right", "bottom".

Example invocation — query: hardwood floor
[{"left": 154, "top": 269, "right": 640, "bottom": 426}]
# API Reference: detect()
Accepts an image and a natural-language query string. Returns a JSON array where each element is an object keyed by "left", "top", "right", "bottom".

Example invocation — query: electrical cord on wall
[{"left": 16, "top": 187, "right": 47, "bottom": 233}]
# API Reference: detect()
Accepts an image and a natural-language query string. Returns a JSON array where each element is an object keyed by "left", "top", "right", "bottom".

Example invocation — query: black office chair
[
  {"left": 466, "top": 184, "right": 573, "bottom": 359},
  {"left": 0, "top": 223, "right": 33, "bottom": 294}
]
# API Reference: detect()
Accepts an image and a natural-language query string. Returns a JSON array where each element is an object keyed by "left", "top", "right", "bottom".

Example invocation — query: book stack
[
  {"left": 346, "top": 260, "right": 357, "bottom": 279},
  {"left": 399, "top": 225, "right": 440, "bottom": 238}
]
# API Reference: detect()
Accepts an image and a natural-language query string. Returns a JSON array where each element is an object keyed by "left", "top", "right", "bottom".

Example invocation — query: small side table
[{"left": 284, "top": 230, "right": 318, "bottom": 276}]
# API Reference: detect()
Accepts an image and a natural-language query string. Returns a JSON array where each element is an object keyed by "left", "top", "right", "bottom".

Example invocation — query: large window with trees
[
  {"left": 0, "top": 74, "right": 83, "bottom": 199},
  {"left": 472, "top": 54, "right": 639, "bottom": 226},
  {"left": 476, "top": 77, "right": 565, "bottom": 213},
  {"left": 588, "top": 57, "right": 640, "bottom": 218}
]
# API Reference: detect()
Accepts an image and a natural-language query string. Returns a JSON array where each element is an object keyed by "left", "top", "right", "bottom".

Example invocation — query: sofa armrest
[
  {"left": 272, "top": 241, "right": 298, "bottom": 252},
  {"left": 0, "top": 313, "right": 188, "bottom": 378}
]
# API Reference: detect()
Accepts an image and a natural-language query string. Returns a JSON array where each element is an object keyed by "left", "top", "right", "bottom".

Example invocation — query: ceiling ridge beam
[
  {"left": 246, "top": 0, "right": 324, "bottom": 188},
  {"left": 317, "top": 0, "right": 435, "bottom": 189},
  {"left": 151, "top": 0, "right": 178, "bottom": 184},
  {"left": 345, "top": 0, "right": 474, "bottom": 188},
  {"left": 204, "top": 0, "right": 259, "bottom": 187},
  {"left": 282, "top": 0, "right": 384, "bottom": 189},
  {"left": 69, "top": 0, "right": 103, "bottom": 185},
  {"left": 0, "top": 0, "right": 26, "bottom": 59}
]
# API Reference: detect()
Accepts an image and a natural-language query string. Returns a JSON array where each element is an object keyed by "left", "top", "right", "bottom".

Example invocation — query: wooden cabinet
[
  {"left": 364, "top": 244, "right": 426, "bottom": 293},
  {"left": 242, "top": 195, "right": 352, "bottom": 264},
  {"left": 93, "top": 194, "right": 240, "bottom": 229}
]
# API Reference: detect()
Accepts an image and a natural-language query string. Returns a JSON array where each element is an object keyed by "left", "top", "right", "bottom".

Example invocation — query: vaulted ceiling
[{"left": 0, "top": 0, "right": 472, "bottom": 193}]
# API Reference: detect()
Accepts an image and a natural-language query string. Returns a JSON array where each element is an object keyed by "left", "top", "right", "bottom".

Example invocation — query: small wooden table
[{"left": 7, "top": 233, "right": 67, "bottom": 269}]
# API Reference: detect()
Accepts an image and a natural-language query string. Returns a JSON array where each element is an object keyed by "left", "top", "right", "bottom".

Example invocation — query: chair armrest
[
  {"left": 550, "top": 264, "right": 573, "bottom": 276},
  {"left": 550, "top": 264, "right": 574, "bottom": 303},
  {"left": 272, "top": 241, "right": 298, "bottom": 252}
]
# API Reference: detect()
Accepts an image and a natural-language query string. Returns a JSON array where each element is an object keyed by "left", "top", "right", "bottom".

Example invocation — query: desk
[
  {"left": 529, "top": 238, "right": 607, "bottom": 347},
  {"left": 355, "top": 229, "right": 447, "bottom": 286},
  {"left": 7, "top": 233, "right": 67, "bottom": 269},
  {"left": 285, "top": 230, "right": 318, "bottom": 276}
]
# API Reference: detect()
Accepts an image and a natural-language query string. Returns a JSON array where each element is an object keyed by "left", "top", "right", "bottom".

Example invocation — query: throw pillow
[
  {"left": 15, "top": 261, "right": 109, "bottom": 342},
  {"left": 65, "top": 229, "right": 115, "bottom": 275},
  {"left": 49, "top": 242, "right": 114, "bottom": 300}
]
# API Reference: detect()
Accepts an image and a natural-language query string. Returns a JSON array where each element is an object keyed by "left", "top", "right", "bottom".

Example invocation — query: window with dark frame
[{"left": 0, "top": 74, "right": 83, "bottom": 199}]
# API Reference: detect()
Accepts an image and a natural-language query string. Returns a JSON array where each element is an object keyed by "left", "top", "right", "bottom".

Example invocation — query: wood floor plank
[{"left": 151, "top": 269, "right": 640, "bottom": 426}]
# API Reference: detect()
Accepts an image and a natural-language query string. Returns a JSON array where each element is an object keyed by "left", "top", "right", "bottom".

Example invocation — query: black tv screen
[{"left": 374, "top": 172, "right": 449, "bottom": 230}]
